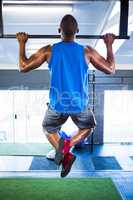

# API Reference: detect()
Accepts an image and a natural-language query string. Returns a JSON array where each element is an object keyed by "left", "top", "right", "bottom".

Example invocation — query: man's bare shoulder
[
  {"left": 84, "top": 45, "right": 94, "bottom": 62},
  {"left": 84, "top": 45, "right": 94, "bottom": 54},
  {"left": 41, "top": 45, "right": 52, "bottom": 62},
  {"left": 37, "top": 45, "right": 52, "bottom": 61},
  {"left": 38, "top": 44, "right": 52, "bottom": 53}
]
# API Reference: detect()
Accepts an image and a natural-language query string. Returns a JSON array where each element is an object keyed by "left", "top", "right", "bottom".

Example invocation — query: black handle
[{"left": 14, "top": 114, "right": 17, "bottom": 119}]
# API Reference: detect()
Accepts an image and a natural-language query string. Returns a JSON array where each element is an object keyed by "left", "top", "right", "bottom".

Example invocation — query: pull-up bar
[
  {"left": 0, "top": 34, "right": 130, "bottom": 39},
  {"left": 0, "top": 0, "right": 130, "bottom": 40}
]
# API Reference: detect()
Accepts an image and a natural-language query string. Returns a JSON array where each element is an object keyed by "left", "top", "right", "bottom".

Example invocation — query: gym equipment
[{"left": 0, "top": 34, "right": 130, "bottom": 39}]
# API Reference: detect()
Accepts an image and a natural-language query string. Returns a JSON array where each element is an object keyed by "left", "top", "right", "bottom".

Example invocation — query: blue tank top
[{"left": 48, "top": 41, "right": 89, "bottom": 113}]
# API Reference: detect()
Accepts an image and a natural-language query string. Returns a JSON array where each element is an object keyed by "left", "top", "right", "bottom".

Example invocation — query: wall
[{"left": 92, "top": 70, "right": 133, "bottom": 144}]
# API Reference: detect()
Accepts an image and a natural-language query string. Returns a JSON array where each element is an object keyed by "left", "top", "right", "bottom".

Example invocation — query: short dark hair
[{"left": 60, "top": 14, "right": 78, "bottom": 37}]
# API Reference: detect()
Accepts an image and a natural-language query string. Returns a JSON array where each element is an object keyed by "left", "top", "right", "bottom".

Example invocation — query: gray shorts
[{"left": 42, "top": 106, "right": 97, "bottom": 134}]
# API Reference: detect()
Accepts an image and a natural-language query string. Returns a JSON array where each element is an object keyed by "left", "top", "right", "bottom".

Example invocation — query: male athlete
[{"left": 16, "top": 14, "right": 115, "bottom": 178}]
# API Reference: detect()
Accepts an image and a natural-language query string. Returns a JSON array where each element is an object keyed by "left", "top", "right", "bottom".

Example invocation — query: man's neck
[{"left": 62, "top": 36, "right": 75, "bottom": 42}]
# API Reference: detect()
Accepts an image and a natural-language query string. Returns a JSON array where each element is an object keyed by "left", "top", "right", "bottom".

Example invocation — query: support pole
[
  {"left": 0, "top": 0, "right": 3, "bottom": 37},
  {"left": 119, "top": 0, "right": 129, "bottom": 38}
]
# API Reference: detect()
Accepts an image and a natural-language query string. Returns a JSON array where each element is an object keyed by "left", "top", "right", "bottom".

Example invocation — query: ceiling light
[
  {"left": 3, "top": 1, "right": 89, "bottom": 5},
  {"left": 3, "top": 4, "right": 73, "bottom": 14}
]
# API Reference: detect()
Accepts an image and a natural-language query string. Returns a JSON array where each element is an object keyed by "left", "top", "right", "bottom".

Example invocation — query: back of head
[{"left": 60, "top": 14, "right": 78, "bottom": 37}]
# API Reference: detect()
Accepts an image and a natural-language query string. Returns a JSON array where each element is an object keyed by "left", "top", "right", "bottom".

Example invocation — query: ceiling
[{"left": 0, "top": 0, "right": 133, "bottom": 70}]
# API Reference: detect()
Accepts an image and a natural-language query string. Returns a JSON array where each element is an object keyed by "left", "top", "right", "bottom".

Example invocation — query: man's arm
[
  {"left": 85, "top": 33, "right": 116, "bottom": 74},
  {"left": 16, "top": 32, "right": 51, "bottom": 73}
]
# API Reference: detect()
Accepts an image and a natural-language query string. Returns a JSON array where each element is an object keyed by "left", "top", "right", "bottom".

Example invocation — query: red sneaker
[
  {"left": 55, "top": 138, "right": 71, "bottom": 165},
  {"left": 61, "top": 152, "right": 76, "bottom": 178}
]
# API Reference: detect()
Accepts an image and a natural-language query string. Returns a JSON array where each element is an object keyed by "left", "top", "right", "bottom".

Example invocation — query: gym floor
[{"left": 0, "top": 144, "right": 133, "bottom": 200}]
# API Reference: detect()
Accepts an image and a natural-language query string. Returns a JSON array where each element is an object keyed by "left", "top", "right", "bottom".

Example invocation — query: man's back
[{"left": 48, "top": 41, "right": 89, "bottom": 113}]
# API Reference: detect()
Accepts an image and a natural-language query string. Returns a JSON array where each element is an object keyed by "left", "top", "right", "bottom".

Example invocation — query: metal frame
[
  {"left": 0, "top": 0, "right": 3, "bottom": 37},
  {"left": 2, "top": 0, "right": 133, "bottom": 2},
  {"left": 119, "top": 0, "right": 129, "bottom": 38},
  {"left": 0, "top": 0, "right": 130, "bottom": 39}
]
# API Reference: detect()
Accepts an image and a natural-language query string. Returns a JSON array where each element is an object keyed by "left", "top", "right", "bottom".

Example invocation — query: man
[{"left": 16, "top": 14, "right": 115, "bottom": 178}]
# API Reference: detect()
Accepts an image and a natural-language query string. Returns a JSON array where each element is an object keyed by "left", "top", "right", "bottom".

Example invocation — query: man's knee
[
  {"left": 42, "top": 119, "right": 49, "bottom": 135},
  {"left": 42, "top": 119, "right": 60, "bottom": 136}
]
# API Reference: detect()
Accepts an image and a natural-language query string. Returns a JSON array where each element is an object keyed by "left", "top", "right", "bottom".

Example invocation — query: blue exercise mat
[{"left": 91, "top": 156, "right": 122, "bottom": 170}]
